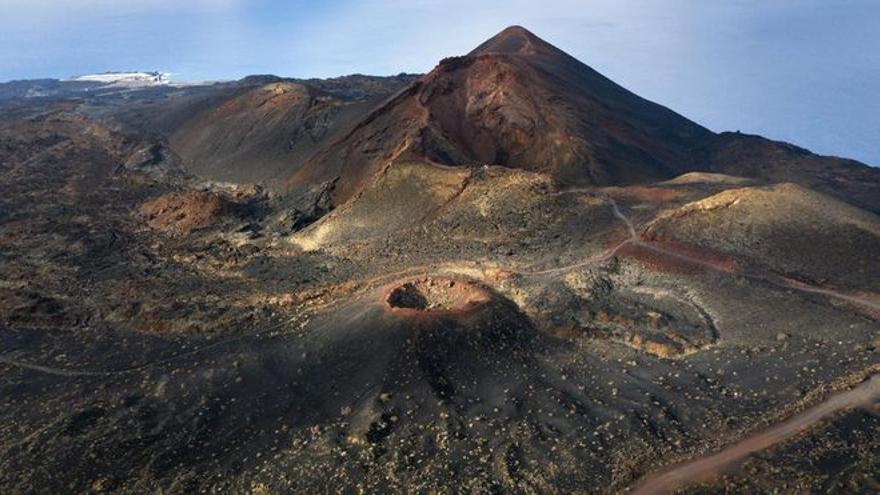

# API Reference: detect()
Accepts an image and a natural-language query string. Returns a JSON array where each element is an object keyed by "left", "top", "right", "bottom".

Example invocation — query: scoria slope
[
  {"left": 117, "top": 26, "right": 880, "bottom": 216},
  {"left": 289, "top": 26, "right": 713, "bottom": 204},
  {"left": 645, "top": 183, "right": 880, "bottom": 293}
]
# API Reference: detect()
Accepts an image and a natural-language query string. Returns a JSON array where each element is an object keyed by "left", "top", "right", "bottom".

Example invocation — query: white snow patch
[{"left": 66, "top": 71, "right": 171, "bottom": 87}]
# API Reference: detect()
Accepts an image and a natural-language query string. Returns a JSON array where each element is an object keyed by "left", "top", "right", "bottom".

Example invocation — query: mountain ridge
[
  {"left": 90, "top": 25, "right": 880, "bottom": 213},
  {"left": 285, "top": 26, "right": 714, "bottom": 204}
]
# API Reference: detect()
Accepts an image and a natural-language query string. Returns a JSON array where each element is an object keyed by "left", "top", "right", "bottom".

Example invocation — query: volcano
[
  {"left": 152, "top": 26, "right": 880, "bottom": 213},
  {"left": 2, "top": 23, "right": 880, "bottom": 495},
  {"left": 289, "top": 26, "right": 713, "bottom": 203}
]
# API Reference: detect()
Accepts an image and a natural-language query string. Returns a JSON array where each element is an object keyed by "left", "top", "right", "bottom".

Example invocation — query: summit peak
[{"left": 469, "top": 25, "right": 550, "bottom": 56}]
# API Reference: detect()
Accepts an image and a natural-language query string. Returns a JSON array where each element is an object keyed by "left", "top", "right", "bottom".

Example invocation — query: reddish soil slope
[
  {"left": 138, "top": 26, "right": 879, "bottom": 215},
  {"left": 289, "top": 26, "right": 712, "bottom": 203}
]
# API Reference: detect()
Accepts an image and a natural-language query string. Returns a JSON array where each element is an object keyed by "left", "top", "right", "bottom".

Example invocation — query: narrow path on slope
[
  {"left": 3, "top": 193, "right": 875, "bottom": 378},
  {"left": 296, "top": 191, "right": 880, "bottom": 313},
  {"left": 0, "top": 356, "right": 108, "bottom": 377},
  {"left": 0, "top": 316, "right": 301, "bottom": 377},
  {"left": 629, "top": 374, "right": 880, "bottom": 495},
  {"left": 598, "top": 194, "right": 880, "bottom": 313}
]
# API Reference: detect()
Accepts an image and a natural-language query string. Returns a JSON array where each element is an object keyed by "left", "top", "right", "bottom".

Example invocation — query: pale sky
[{"left": 1, "top": 0, "right": 878, "bottom": 165}]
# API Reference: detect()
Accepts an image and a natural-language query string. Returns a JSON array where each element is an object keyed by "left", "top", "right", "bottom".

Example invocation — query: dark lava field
[{"left": 1, "top": 27, "right": 878, "bottom": 494}]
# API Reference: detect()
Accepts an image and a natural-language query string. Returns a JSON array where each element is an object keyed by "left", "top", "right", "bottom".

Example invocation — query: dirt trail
[
  {"left": 506, "top": 192, "right": 635, "bottom": 276},
  {"left": 298, "top": 192, "right": 880, "bottom": 313},
  {"left": 517, "top": 239, "right": 631, "bottom": 276},
  {"left": 601, "top": 195, "right": 880, "bottom": 313},
  {"left": 0, "top": 316, "right": 301, "bottom": 377},
  {"left": 5, "top": 194, "right": 874, "bottom": 379},
  {"left": 787, "top": 284, "right": 880, "bottom": 312},
  {"left": 629, "top": 374, "right": 880, "bottom": 495},
  {"left": 0, "top": 356, "right": 109, "bottom": 377}
]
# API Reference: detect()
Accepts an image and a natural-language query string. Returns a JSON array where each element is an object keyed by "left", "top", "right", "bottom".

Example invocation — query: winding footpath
[
  {"left": 2, "top": 192, "right": 876, "bottom": 376},
  {"left": 601, "top": 193, "right": 880, "bottom": 314},
  {"left": 0, "top": 316, "right": 301, "bottom": 377},
  {"left": 593, "top": 194, "right": 880, "bottom": 493},
  {"left": 630, "top": 375, "right": 880, "bottom": 494},
  {"left": 0, "top": 189, "right": 877, "bottom": 493}
]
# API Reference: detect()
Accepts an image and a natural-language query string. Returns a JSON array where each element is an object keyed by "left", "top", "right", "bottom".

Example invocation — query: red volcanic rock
[
  {"left": 288, "top": 26, "right": 712, "bottom": 205},
  {"left": 153, "top": 26, "right": 878, "bottom": 217},
  {"left": 140, "top": 191, "right": 229, "bottom": 235}
]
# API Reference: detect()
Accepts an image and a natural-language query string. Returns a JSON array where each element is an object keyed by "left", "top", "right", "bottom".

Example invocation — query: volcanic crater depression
[{"left": 385, "top": 277, "right": 491, "bottom": 314}]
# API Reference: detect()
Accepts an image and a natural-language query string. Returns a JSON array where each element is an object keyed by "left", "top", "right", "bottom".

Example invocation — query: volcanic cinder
[{"left": 0, "top": 26, "right": 878, "bottom": 494}]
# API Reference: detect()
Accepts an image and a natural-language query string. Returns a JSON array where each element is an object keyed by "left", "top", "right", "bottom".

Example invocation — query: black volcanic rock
[{"left": 705, "top": 132, "right": 880, "bottom": 213}]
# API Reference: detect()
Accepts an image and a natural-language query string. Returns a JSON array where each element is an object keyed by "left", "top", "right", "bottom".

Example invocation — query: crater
[
  {"left": 540, "top": 273, "right": 721, "bottom": 358},
  {"left": 385, "top": 277, "right": 491, "bottom": 314}
]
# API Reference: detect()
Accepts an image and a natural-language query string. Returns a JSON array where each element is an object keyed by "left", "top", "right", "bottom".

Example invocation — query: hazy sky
[{"left": 1, "top": 0, "right": 878, "bottom": 165}]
